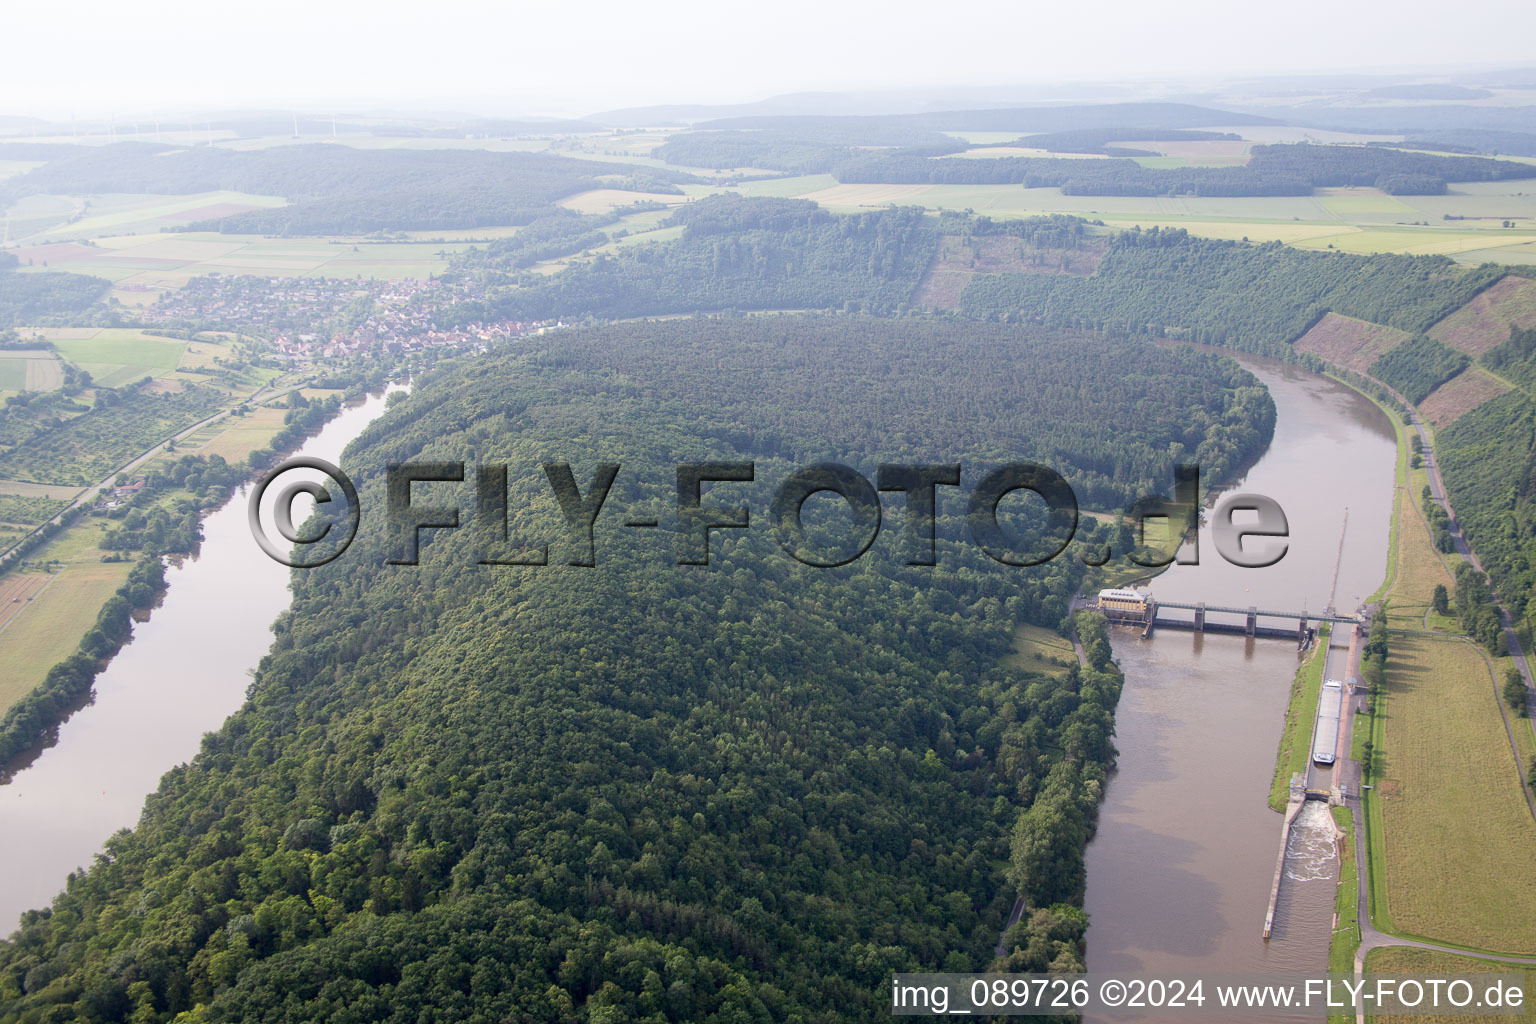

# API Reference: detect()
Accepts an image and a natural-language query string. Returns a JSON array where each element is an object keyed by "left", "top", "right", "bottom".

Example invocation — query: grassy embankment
[
  {"left": 1268, "top": 624, "right": 1329, "bottom": 811},
  {"left": 1009, "top": 622, "right": 1078, "bottom": 678},
  {"left": 1341, "top": 397, "right": 1536, "bottom": 954},
  {"left": 1325, "top": 806, "right": 1360, "bottom": 1024}
]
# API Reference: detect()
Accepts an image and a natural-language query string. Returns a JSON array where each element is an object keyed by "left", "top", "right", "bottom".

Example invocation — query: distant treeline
[
  {"left": 832, "top": 143, "right": 1536, "bottom": 196},
  {"left": 1387, "top": 130, "right": 1536, "bottom": 158},
  {"left": 1001, "top": 128, "right": 1240, "bottom": 156},
  {"left": 958, "top": 225, "right": 1505, "bottom": 353},
  {"left": 0, "top": 143, "right": 696, "bottom": 235}
]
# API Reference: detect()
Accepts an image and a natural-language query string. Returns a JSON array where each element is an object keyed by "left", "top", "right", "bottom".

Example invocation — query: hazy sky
[{"left": 8, "top": 0, "right": 1536, "bottom": 118}]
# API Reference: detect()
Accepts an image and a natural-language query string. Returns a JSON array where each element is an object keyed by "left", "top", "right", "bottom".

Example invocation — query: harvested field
[
  {"left": 912, "top": 270, "right": 972, "bottom": 309},
  {"left": 1417, "top": 367, "right": 1513, "bottom": 427},
  {"left": 0, "top": 480, "right": 81, "bottom": 500},
  {"left": 1292, "top": 312, "right": 1410, "bottom": 373},
  {"left": 0, "top": 572, "right": 50, "bottom": 631},
  {"left": 1376, "top": 633, "right": 1536, "bottom": 952},
  {"left": 9, "top": 242, "right": 100, "bottom": 266},
  {"left": 173, "top": 201, "right": 268, "bottom": 221},
  {"left": 913, "top": 233, "right": 1104, "bottom": 309},
  {"left": 1428, "top": 274, "right": 1536, "bottom": 355}
]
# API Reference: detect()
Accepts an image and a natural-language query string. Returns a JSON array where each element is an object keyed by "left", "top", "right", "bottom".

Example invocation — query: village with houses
[{"left": 143, "top": 272, "right": 563, "bottom": 361}]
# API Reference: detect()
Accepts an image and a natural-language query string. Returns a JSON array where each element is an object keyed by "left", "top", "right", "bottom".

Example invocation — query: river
[
  {"left": 1082, "top": 356, "right": 1397, "bottom": 1019},
  {"left": 1, "top": 354, "right": 1395, "bottom": 987},
  {"left": 0, "top": 386, "right": 400, "bottom": 930}
]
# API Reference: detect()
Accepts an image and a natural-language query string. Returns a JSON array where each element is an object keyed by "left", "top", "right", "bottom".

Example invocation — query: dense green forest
[
  {"left": 0, "top": 319, "right": 1273, "bottom": 1023},
  {"left": 0, "top": 260, "right": 110, "bottom": 326},
  {"left": 1437, "top": 390, "right": 1536, "bottom": 623},
  {"left": 1482, "top": 325, "right": 1536, "bottom": 391},
  {"left": 832, "top": 143, "right": 1536, "bottom": 196},
  {"left": 439, "top": 196, "right": 940, "bottom": 322},
  {"left": 0, "top": 144, "right": 693, "bottom": 235},
  {"left": 959, "top": 225, "right": 1505, "bottom": 353},
  {"left": 440, "top": 206, "right": 1504, "bottom": 353},
  {"left": 1365, "top": 334, "right": 1469, "bottom": 403}
]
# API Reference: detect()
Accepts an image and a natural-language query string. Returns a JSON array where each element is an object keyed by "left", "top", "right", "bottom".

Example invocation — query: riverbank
[
  {"left": 0, "top": 385, "right": 400, "bottom": 928},
  {"left": 1310, "top": 368, "right": 1536, "bottom": 978},
  {"left": 0, "top": 390, "right": 303, "bottom": 721},
  {"left": 1082, "top": 355, "right": 1395, "bottom": 1014},
  {"left": 1268, "top": 626, "right": 1329, "bottom": 812}
]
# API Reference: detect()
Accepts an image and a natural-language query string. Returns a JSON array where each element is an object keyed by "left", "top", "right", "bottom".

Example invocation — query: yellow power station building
[{"left": 1097, "top": 588, "right": 1149, "bottom": 614}]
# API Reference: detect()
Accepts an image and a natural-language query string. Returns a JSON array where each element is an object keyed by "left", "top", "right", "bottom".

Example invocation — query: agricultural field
[
  {"left": 718, "top": 176, "right": 1536, "bottom": 257},
  {"left": 1418, "top": 367, "right": 1513, "bottom": 427},
  {"left": 1428, "top": 274, "right": 1536, "bottom": 356},
  {"left": 0, "top": 571, "right": 51, "bottom": 633},
  {"left": 191, "top": 405, "right": 288, "bottom": 463},
  {"left": 1124, "top": 138, "right": 1251, "bottom": 166},
  {"left": 50, "top": 328, "right": 187, "bottom": 386},
  {"left": 3, "top": 190, "right": 288, "bottom": 246},
  {"left": 0, "top": 480, "right": 82, "bottom": 500},
  {"left": 10, "top": 226, "right": 477, "bottom": 305},
  {"left": 556, "top": 188, "right": 689, "bottom": 214},
  {"left": 1373, "top": 631, "right": 1536, "bottom": 953},
  {"left": 734, "top": 173, "right": 839, "bottom": 198},
  {"left": 1293, "top": 313, "right": 1410, "bottom": 374},
  {"left": 1382, "top": 488, "right": 1458, "bottom": 632},
  {"left": 1362, "top": 947, "right": 1536, "bottom": 1024},
  {"left": 0, "top": 354, "right": 51, "bottom": 393},
  {"left": 941, "top": 146, "right": 1113, "bottom": 160},
  {"left": 0, "top": 555, "right": 132, "bottom": 719},
  {"left": 0, "top": 349, "right": 63, "bottom": 393}
]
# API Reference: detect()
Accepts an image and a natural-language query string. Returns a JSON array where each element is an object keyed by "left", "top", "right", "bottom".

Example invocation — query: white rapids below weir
[{"left": 1283, "top": 802, "right": 1340, "bottom": 884}]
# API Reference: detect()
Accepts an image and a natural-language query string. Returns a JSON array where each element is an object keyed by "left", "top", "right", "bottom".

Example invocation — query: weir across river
[{"left": 1098, "top": 597, "right": 1359, "bottom": 647}]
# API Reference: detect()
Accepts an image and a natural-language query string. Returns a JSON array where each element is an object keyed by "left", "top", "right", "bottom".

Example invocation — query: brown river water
[{"left": 1083, "top": 356, "right": 1397, "bottom": 1021}]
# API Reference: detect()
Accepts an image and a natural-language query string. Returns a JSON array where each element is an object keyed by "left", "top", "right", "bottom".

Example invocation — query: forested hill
[
  {"left": 0, "top": 319, "right": 1273, "bottom": 1023},
  {"left": 441, "top": 196, "right": 942, "bottom": 322},
  {"left": 0, "top": 143, "right": 696, "bottom": 235},
  {"left": 958, "top": 226, "right": 1506, "bottom": 354}
]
